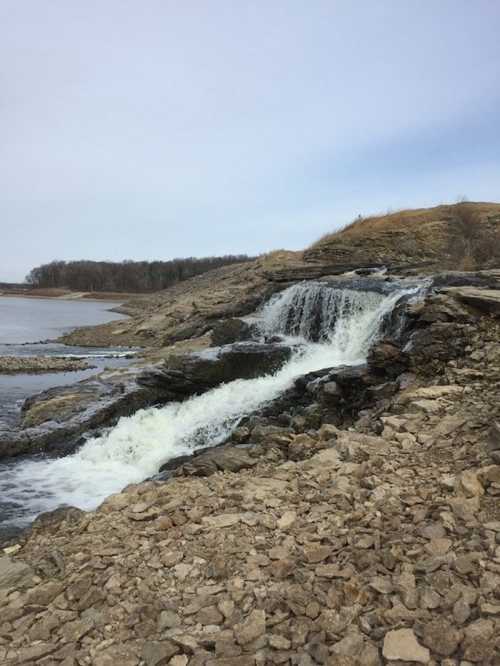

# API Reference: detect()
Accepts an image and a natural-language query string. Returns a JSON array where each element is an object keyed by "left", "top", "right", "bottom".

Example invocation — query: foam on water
[{"left": 0, "top": 282, "right": 420, "bottom": 527}]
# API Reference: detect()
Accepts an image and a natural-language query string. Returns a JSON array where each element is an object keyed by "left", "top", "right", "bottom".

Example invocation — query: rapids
[{"left": 0, "top": 281, "right": 422, "bottom": 530}]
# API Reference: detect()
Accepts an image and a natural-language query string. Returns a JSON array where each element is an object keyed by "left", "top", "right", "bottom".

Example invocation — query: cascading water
[
  {"left": 258, "top": 282, "right": 398, "bottom": 343},
  {"left": 0, "top": 281, "right": 421, "bottom": 530}
]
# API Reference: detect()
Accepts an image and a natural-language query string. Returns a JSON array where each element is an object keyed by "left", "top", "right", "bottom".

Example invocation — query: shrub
[{"left": 448, "top": 204, "right": 500, "bottom": 270}]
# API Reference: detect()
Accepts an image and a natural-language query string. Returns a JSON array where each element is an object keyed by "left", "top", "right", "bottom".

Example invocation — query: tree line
[{"left": 26, "top": 255, "right": 255, "bottom": 293}]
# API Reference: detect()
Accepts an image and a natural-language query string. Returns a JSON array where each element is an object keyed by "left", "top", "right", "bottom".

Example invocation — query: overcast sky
[{"left": 1, "top": 1, "right": 499, "bottom": 281}]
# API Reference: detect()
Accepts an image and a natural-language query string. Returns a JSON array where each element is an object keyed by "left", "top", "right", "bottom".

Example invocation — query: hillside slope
[{"left": 304, "top": 202, "right": 500, "bottom": 269}]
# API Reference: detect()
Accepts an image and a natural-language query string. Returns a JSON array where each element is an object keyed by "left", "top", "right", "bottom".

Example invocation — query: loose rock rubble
[{"left": 2, "top": 289, "right": 500, "bottom": 664}]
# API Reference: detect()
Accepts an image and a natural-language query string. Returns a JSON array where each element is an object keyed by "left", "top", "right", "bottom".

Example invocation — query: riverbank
[{"left": 0, "top": 287, "right": 147, "bottom": 303}]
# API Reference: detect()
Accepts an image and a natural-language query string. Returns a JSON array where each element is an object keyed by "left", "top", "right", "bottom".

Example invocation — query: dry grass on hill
[
  {"left": 306, "top": 202, "right": 500, "bottom": 270},
  {"left": 310, "top": 202, "right": 500, "bottom": 245}
]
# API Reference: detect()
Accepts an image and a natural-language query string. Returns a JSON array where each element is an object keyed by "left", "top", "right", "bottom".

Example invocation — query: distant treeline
[{"left": 26, "top": 256, "right": 255, "bottom": 293}]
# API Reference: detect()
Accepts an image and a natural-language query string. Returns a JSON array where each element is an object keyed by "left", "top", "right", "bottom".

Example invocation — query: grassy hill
[{"left": 304, "top": 202, "right": 500, "bottom": 271}]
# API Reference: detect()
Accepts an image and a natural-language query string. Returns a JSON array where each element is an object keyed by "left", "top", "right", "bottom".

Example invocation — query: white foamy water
[{"left": 0, "top": 282, "right": 420, "bottom": 528}]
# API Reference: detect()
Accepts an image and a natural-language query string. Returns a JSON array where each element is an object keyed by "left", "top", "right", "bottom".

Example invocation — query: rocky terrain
[
  {"left": 1, "top": 266, "right": 500, "bottom": 663},
  {"left": 0, "top": 357, "right": 92, "bottom": 375},
  {"left": 1, "top": 203, "right": 500, "bottom": 664}
]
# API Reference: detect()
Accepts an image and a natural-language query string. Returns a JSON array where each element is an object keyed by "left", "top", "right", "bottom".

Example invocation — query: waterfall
[
  {"left": 258, "top": 282, "right": 392, "bottom": 342},
  {"left": 0, "top": 281, "right": 420, "bottom": 528}
]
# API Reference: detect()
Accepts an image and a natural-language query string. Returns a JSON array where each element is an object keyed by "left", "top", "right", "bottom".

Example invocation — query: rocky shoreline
[
  {"left": 1, "top": 280, "right": 500, "bottom": 663},
  {"left": 0, "top": 357, "right": 93, "bottom": 375},
  {"left": 1, "top": 261, "right": 500, "bottom": 664}
]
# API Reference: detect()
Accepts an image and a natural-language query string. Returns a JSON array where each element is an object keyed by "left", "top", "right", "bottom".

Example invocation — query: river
[
  {"left": 0, "top": 296, "right": 138, "bottom": 540},
  {"left": 0, "top": 296, "right": 135, "bottom": 429}
]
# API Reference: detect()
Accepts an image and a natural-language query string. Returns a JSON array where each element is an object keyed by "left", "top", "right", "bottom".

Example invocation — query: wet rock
[
  {"left": 139, "top": 342, "right": 292, "bottom": 398},
  {"left": 0, "top": 368, "right": 166, "bottom": 459},
  {"left": 368, "top": 340, "right": 409, "bottom": 378},
  {"left": 407, "top": 322, "right": 470, "bottom": 372},
  {"left": 210, "top": 318, "right": 253, "bottom": 346},
  {"left": 231, "top": 426, "right": 250, "bottom": 443},
  {"left": 30, "top": 505, "right": 85, "bottom": 533}
]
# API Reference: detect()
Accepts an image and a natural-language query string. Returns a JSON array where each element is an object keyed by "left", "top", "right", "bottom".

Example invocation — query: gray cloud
[{"left": 1, "top": 1, "right": 499, "bottom": 280}]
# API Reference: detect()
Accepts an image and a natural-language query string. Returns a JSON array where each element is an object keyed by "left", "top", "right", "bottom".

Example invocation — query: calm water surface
[
  {"left": 0, "top": 296, "right": 126, "bottom": 344},
  {"left": 0, "top": 296, "right": 134, "bottom": 429}
]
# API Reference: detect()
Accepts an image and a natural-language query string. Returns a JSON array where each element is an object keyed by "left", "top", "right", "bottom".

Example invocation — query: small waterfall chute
[{"left": 258, "top": 282, "right": 390, "bottom": 342}]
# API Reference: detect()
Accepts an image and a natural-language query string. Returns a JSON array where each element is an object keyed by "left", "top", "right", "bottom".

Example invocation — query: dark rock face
[
  {"left": 408, "top": 294, "right": 474, "bottom": 324},
  {"left": 210, "top": 318, "right": 253, "bottom": 346},
  {"left": 289, "top": 364, "right": 383, "bottom": 426},
  {"left": 0, "top": 370, "right": 169, "bottom": 460},
  {"left": 407, "top": 323, "right": 471, "bottom": 374},
  {"left": 368, "top": 341, "right": 409, "bottom": 378},
  {"left": 138, "top": 343, "right": 292, "bottom": 399},
  {"left": 369, "top": 293, "right": 476, "bottom": 378}
]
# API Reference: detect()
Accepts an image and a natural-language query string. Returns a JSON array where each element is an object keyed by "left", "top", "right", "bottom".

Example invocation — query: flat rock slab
[
  {"left": 383, "top": 628, "right": 430, "bottom": 663},
  {"left": 166, "top": 446, "right": 257, "bottom": 477},
  {"left": 398, "top": 384, "right": 464, "bottom": 404},
  {"left": 443, "top": 286, "right": 500, "bottom": 316}
]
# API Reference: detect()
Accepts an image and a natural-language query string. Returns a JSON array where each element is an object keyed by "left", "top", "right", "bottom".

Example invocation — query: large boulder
[
  {"left": 166, "top": 446, "right": 258, "bottom": 477},
  {"left": 368, "top": 340, "right": 409, "bottom": 378},
  {"left": 210, "top": 318, "right": 253, "bottom": 346},
  {"left": 138, "top": 342, "right": 292, "bottom": 398}
]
